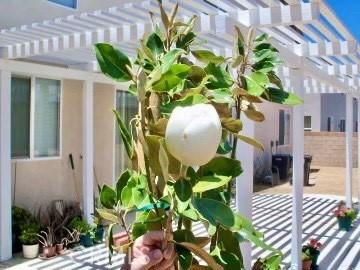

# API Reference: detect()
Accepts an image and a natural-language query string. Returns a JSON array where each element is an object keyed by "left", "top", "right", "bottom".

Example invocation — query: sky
[{"left": 326, "top": 0, "right": 360, "bottom": 41}]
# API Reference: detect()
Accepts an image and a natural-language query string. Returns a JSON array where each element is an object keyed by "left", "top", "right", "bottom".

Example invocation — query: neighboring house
[{"left": 304, "top": 93, "right": 358, "bottom": 132}]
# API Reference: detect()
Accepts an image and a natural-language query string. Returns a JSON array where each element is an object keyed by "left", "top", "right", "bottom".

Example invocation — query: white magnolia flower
[{"left": 165, "top": 104, "right": 222, "bottom": 166}]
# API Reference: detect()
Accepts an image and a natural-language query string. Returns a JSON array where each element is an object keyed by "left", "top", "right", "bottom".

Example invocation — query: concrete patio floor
[
  {"left": 1, "top": 194, "right": 360, "bottom": 270},
  {"left": 255, "top": 166, "right": 360, "bottom": 199}
]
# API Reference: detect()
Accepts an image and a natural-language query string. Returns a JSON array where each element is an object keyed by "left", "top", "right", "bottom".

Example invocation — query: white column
[
  {"left": 357, "top": 97, "right": 360, "bottom": 205},
  {"left": 291, "top": 69, "right": 304, "bottom": 270},
  {"left": 236, "top": 116, "right": 254, "bottom": 270},
  {"left": 82, "top": 80, "right": 94, "bottom": 224},
  {"left": 345, "top": 94, "right": 353, "bottom": 208},
  {"left": 0, "top": 70, "right": 12, "bottom": 261}
]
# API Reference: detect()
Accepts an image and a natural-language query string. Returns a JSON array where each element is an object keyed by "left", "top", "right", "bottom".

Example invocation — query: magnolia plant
[{"left": 94, "top": 1, "right": 302, "bottom": 269}]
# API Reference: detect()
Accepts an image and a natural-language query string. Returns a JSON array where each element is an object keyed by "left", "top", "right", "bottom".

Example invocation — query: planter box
[
  {"left": 338, "top": 217, "right": 352, "bottom": 231},
  {"left": 22, "top": 244, "right": 39, "bottom": 259}
]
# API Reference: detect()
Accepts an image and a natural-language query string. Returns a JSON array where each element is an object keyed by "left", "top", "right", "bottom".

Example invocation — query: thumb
[{"left": 130, "top": 249, "right": 163, "bottom": 270}]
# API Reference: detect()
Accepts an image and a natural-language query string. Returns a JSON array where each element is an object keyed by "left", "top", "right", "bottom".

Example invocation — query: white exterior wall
[{"left": 304, "top": 93, "right": 321, "bottom": 132}]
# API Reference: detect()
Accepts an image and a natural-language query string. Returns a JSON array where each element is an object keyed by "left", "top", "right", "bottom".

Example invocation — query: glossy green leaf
[
  {"left": 96, "top": 209, "right": 119, "bottom": 224},
  {"left": 161, "top": 94, "right": 208, "bottom": 113},
  {"left": 263, "top": 87, "right": 303, "bottom": 105},
  {"left": 162, "top": 48, "right": 184, "bottom": 73},
  {"left": 107, "top": 223, "right": 115, "bottom": 263},
  {"left": 177, "top": 246, "right": 193, "bottom": 270},
  {"left": 191, "top": 50, "right": 225, "bottom": 64},
  {"left": 204, "top": 63, "right": 233, "bottom": 90},
  {"left": 193, "top": 198, "right": 234, "bottom": 228},
  {"left": 193, "top": 176, "right": 232, "bottom": 193},
  {"left": 174, "top": 179, "right": 192, "bottom": 202},
  {"left": 113, "top": 109, "right": 134, "bottom": 159},
  {"left": 174, "top": 229, "right": 196, "bottom": 243},
  {"left": 100, "top": 185, "right": 117, "bottom": 209},
  {"left": 245, "top": 71, "right": 269, "bottom": 96},
  {"left": 221, "top": 118, "right": 243, "bottom": 133},
  {"left": 234, "top": 134, "right": 264, "bottom": 151},
  {"left": 201, "top": 156, "right": 242, "bottom": 178},
  {"left": 94, "top": 43, "right": 132, "bottom": 82},
  {"left": 181, "top": 208, "right": 199, "bottom": 221},
  {"left": 176, "top": 32, "right": 196, "bottom": 51},
  {"left": 217, "top": 139, "right": 232, "bottom": 155},
  {"left": 116, "top": 169, "right": 133, "bottom": 202},
  {"left": 207, "top": 88, "right": 234, "bottom": 104},
  {"left": 146, "top": 33, "right": 164, "bottom": 57},
  {"left": 234, "top": 26, "right": 245, "bottom": 57},
  {"left": 152, "top": 64, "right": 190, "bottom": 92}
]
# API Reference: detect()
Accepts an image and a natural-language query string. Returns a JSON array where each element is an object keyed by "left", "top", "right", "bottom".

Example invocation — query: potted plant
[
  {"left": 302, "top": 253, "right": 312, "bottom": 270},
  {"left": 93, "top": 215, "right": 104, "bottom": 244},
  {"left": 37, "top": 227, "right": 56, "bottom": 258},
  {"left": 93, "top": 1, "right": 302, "bottom": 268},
  {"left": 302, "top": 239, "right": 322, "bottom": 270},
  {"left": 19, "top": 224, "right": 40, "bottom": 259},
  {"left": 334, "top": 201, "right": 357, "bottom": 231},
  {"left": 69, "top": 217, "right": 94, "bottom": 247}
]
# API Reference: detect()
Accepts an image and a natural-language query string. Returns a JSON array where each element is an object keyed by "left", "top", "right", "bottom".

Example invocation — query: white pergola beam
[
  {"left": 290, "top": 40, "right": 358, "bottom": 57},
  {"left": 0, "top": 69, "right": 12, "bottom": 261},
  {"left": 233, "top": 2, "right": 319, "bottom": 27}
]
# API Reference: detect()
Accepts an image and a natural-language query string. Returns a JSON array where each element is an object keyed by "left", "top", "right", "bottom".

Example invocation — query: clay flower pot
[
  {"left": 165, "top": 104, "right": 222, "bottom": 166},
  {"left": 56, "top": 243, "right": 64, "bottom": 254},
  {"left": 43, "top": 245, "right": 56, "bottom": 258},
  {"left": 302, "top": 259, "right": 312, "bottom": 270}
]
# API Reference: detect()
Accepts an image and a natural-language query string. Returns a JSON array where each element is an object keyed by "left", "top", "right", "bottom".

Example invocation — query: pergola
[{"left": 0, "top": 0, "right": 359, "bottom": 269}]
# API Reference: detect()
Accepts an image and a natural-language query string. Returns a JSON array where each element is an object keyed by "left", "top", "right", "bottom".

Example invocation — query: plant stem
[{"left": 177, "top": 216, "right": 183, "bottom": 230}]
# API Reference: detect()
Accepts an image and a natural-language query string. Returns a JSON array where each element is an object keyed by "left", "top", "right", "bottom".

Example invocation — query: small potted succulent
[
  {"left": 69, "top": 217, "right": 94, "bottom": 247},
  {"left": 37, "top": 227, "right": 56, "bottom": 258},
  {"left": 302, "top": 252, "right": 312, "bottom": 270},
  {"left": 19, "top": 224, "right": 40, "bottom": 259},
  {"left": 302, "top": 238, "right": 322, "bottom": 270},
  {"left": 333, "top": 201, "right": 357, "bottom": 231}
]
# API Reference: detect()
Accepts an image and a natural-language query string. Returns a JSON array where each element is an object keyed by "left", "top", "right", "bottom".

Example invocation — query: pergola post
[
  {"left": 82, "top": 80, "right": 94, "bottom": 224},
  {"left": 291, "top": 68, "right": 305, "bottom": 270},
  {"left": 0, "top": 69, "right": 12, "bottom": 261},
  {"left": 345, "top": 94, "right": 353, "bottom": 208},
  {"left": 236, "top": 116, "right": 255, "bottom": 270},
  {"left": 358, "top": 96, "right": 360, "bottom": 205}
]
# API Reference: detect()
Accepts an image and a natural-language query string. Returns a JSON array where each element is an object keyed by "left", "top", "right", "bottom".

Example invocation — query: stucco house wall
[
  {"left": 253, "top": 101, "right": 293, "bottom": 181},
  {"left": 11, "top": 79, "right": 115, "bottom": 211},
  {"left": 304, "top": 93, "right": 321, "bottom": 132}
]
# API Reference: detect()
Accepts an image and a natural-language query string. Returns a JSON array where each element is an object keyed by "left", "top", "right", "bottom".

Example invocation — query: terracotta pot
[
  {"left": 43, "top": 246, "right": 56, "bottom": 258},
  {"left": 302, "top": 259, "right": 312, "bottom": 270},
  {"left": 22, "top": 244, "right": 39, "bottom": 259},
  {"left": 56, "top": 243, "right": 64, "bottom": 254}
]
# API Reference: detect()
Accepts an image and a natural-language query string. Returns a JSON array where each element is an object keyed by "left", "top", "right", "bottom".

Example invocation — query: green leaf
[
  {"left": 263, "top": 87, "right": 303, "bottom": 105},
  {"left": 207, "top": 88, "right": 234, "bottom": 104},
  {"left": 100, "top": 185, "right": 117, "bottom": 209},
  {"left": 245, "top": 71, "right": 269, "bottom": 96},
  {"left": 204, "top": 63, "right": 233, "bottom": 90},
  {"left": 174, "top": 179, "right": 192, "bottom": 202},
  {"left": 201, "top": 156, "right": 242, "bottom": 178},
  {"left": 234, "top": 134, "right": 264, "bottom": 151},
  {"left": 174, "top": 229, "right": 196, "bottom": 243},
  {"left": 217, "top": 139, "right": 232, "bottom": 155},
  {"left": 113, "top": 109, "right": 134, "bottom": 159},
  {"left": 116, "top": 169, "right": 133, "bottom": 202},
  {"left": 107, "top": 223, "right": 115, "bottom": 263},
  {"left": 177, "top": 246, "right": 193, "bottom": 270},
  {"left": 254, "top": 33, "right": 270, "bottom": 45},
  {"left": 234, "top": 26, "right": 245, "bottom": 57},
  {"left": 152, "top": 64, "right": 190, "bottom": 92},
  {"left": 161, "top": 94, "right": 208, "bottom": 113},
  {"left": 193, "top": 198, "right": 234, "bottom": 228},
  {"left": 221, "top": 118, "right": 242, "bottom": 133},
  {"left": 162, "top": 48, "right": 184, "bottom": 73},
  {"left": 192, "top": 50, "right": 225, "bottom": 64},
  {"left": 193, "top": 176, "right": 232, "bottom": 193},
  {"left": 94, "top": 43, "right": 132, "bottom": 82},
  {"left": 121, "top": 186, "right": 133, "bottom": 208},
  {"left": 244, "top": 109, "right": 265, "bottom": 122},
  {"left": 96, "top": 209, "right": 119, "bottom": 224},
  {"left": 146, "top": 33, "right": 164, "bottom": 57},
  {"left": 176, "top": 32, "right": 196, "bottom": 50},
  {"left": 181, "top": 208, "right": 199, "bottom": 221}
]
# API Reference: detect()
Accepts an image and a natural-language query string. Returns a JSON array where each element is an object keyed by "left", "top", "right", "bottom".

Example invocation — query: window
[
  {"left": 340, "top": 119, "right": 346, "bottom": 132},
  {"left": 11, "top": 76, "right": 61, "bottom": 159},
  {"left": 11, "top": 77, "right": 31, "bottom": 158},
  {"left": 34, "top": 78, "right": 61, "bottom": 157},
  {"left": 304, "top": 116, "right": 312, "bottom": 131},
  {"left": 48, "top": 0, "right": 77, "bottom": 9},
  {"left": 115, "top": 91, "right": 138, "bottom": 177},
  {"left": 279, "top": 110, "right": 290, "bottom": 145}
]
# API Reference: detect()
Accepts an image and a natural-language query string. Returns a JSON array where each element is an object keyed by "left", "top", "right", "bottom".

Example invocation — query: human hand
[{"left": 126, "top": 231, "right": 176, "bottom": 270}]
